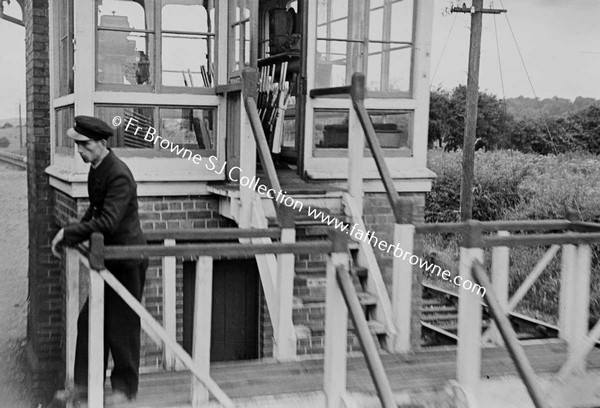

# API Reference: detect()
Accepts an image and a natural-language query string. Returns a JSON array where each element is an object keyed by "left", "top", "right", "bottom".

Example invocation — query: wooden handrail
[
  {"left": 483, "top": 231, "right": 600, "bottom": 247},
  {"left": 414, "top": 219, "right": 572, "bottom": 234},
  {"left": 471, "top": 260, "right": 549, "bottom": 408},
  {"left": 240, "top": 67, "right": 291, "bottom": 226},
  {"left": 309, "top": 85, "right": 351, "bottom": 98},
  {"left": 144, "top": 228, "right": 282, "bottom": 242},
  {"left": 349, "top": 73, "right": 405, "bottom": 223},
  {"left": 335, "top": 265, "right": 396, "bottom": 408},
  {"left": 91, "top": 240, "right": 335, "bottom": 264}
]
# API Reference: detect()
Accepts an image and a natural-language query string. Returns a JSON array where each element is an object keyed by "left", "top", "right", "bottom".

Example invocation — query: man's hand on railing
[{"left": 51, "top": 228, "right": 65, "bottom": 259}]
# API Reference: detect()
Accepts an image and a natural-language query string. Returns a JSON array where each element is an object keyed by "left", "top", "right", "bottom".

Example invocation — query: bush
[
  {"left": 426, "top": 149, "right": 533, "bottom": 222},
  {"left": 424, "top": 150, "right": 600, "bottom": 322}
]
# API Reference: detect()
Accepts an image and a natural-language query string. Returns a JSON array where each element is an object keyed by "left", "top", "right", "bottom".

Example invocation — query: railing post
[
  {"left": 162, "top": 239, "right": 177, "bottom": 370},
  {"left": 488, "top": 230, "right": 510, "bottom": 346},
  {"left": 559, "top": 211, "right": 579, "bottom": 344},
  {"left": 392, "top": 201, "right": 414, "bottom": 353},
  {"left": 324, "top": 232, "right": 350, "bottom": 408},
  {"left": 65, "top": 248, "right": 80, "bottom": 392},
  {"left": 239, "top": 67, "right": 259, "bottom": 228},
  {"left": 274, "top": 208, "right": 297, "bottom": 361},
  {"left": 191, "top": 256, "right": 213, "bottom": 406},
  {"left": 88, "top": 233, "right": 105, "bottom": 408},
  {"left": 456, "top": 221, "right": 484, "bottom": 398},
  {"left": 569, "top": 244, "right": 591, "bottom": 373},
  {"left": 348, "top": 74, "right": 365, "bottom": 215}
]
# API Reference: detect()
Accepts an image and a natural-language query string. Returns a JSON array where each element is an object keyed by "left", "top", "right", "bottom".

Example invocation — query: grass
[{"left": 423, "top": 149, "right": 600, "bottom": 325}]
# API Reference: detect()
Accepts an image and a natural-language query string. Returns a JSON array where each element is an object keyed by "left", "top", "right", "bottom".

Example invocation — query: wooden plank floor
[{"left": 125, "top": 341, "right": 600, "bottom": 407}]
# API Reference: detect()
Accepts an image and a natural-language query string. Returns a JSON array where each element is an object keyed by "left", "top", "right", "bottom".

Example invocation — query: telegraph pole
[{"left": 452, "top": 1, "right": 506, "bottom": 221}]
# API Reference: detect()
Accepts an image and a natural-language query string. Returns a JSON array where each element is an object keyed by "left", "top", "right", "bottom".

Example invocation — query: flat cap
[{"left": 67, "top": 115, "right": 114, "bottom": 141}]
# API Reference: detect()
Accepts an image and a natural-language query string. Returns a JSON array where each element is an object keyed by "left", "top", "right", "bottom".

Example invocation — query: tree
[{"left": 428, "top": 85, "right": 513, "bottom": 151}]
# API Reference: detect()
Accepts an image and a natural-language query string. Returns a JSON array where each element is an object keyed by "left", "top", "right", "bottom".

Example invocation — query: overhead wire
[
  {"left": 431, "top": 11, "right": 458, "bottom": 87},
  {"left": 498, "top": 0, "right": 558, "bottom": 154},
  {"left": 492, "top": 13, "right": 506, "bottom": 107}
]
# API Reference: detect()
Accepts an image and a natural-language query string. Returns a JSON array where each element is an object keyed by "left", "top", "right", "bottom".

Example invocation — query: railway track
[
  {"left": 0, "top": 151, "right": 26, "bottom": 170},
  {"left": 421, "top": 282, "right": 560, "bottom": 346}
]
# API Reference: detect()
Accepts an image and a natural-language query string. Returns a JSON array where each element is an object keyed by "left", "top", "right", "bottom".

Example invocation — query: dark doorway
[{"left": 183, "top": 259, "right": 260, "bottom": 362}]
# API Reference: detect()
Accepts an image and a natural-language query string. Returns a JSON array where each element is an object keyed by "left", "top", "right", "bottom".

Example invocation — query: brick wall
[{"left": 24, "top": 0, "right": 64, "bottom": 400}]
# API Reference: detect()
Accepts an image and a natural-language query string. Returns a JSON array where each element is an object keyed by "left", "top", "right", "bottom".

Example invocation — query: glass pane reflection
[
  {"left": 160, "top": 108, "right": 216, "bottom": 150},
  {"left": 97, "top": 31, "right": 153, "bottom": 86}
]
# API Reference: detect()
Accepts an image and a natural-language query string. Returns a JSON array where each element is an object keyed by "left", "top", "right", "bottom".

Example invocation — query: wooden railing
[
  {"left": 403, "top": 216, "right": 600, "bottom": 408},
  {"left": 64, "top": 229, "right": 396, "bottom": 408}
]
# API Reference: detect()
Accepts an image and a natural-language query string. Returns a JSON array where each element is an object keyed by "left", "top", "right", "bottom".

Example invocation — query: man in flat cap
[{"left": 51, "top": 115, "right": 147, "bottom": 404}]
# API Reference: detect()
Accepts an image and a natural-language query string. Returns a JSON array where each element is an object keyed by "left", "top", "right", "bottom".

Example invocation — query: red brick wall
[{"left": 24, "top": 0, "right": 65, "bottom": 399}]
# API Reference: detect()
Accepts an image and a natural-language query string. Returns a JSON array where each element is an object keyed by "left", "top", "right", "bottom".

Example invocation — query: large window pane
[
  {"left": 314, "top": 110, "right": 349, "bottom": 149},
  {"left": 390, "top": 0, "right": 414, "bottom": 42},
  {"left": 97, "top": 0, "right": 148, "bottom": 30},
  {"left": 369, "top": 7, "right": 384, "bottom": 42},
  {"left": 159, "top": 108, "right": 216, "bottom": 150},
  {"left": 96, "top": 0, "right": 153, "bottom": 87},
  {"left": 162, "top": 35, "right": 214, "bottom": 87},
  {"left": 57, "top": 0, "right": 74, "bottom": 96},
  {"left": 161, "top": 0, "right": 215, "bottom": 87},
  {"left": 96, "top": 106, "right": 155, "bottom": 148},
  {"left": 367, "top": 110, "right": 412, "bottom": 149},
  {"left": 388, "top": 46, "right": 412, "bottom": 92},
  {"left": 162, "top": 0, "right": 214, "bottom": 33},
  {"left": 55, "top": 106, "right": 75, "bottom": 151},
  {"left": 97, "top": 31, "right": 153, "bottom": 85}
]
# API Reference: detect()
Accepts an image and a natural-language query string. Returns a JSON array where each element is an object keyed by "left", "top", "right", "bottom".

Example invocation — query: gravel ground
[{"left": 0, "top": 162, "right": 36, "bottom": 407}]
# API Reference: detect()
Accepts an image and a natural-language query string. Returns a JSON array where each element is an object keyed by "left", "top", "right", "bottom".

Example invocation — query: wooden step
[
  {"left": 305, "top": 318, "right": 387, "bottom": 335},
  {"left": 421, "top": 314, "right": 459, "bottom": 322},
  {"left": 421, "top": 305, "right": 458, "bottom": 314}
]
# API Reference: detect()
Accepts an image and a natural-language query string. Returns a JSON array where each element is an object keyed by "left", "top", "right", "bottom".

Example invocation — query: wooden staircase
[
  {"left": 288, "top": 209, "right": 388, "bottom": 355},
  {"left": 207, "top": 177, "right": 394, "bottom": 357}
]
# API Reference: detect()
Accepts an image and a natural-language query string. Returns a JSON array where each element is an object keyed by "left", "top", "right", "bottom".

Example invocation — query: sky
[{"left": 1, "top": 0, "right": 600, "bottom": 120}]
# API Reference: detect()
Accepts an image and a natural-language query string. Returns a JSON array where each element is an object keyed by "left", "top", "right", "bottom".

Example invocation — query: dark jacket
[{"left": 63, "top": 149, "right": 146, "bottom": 247}]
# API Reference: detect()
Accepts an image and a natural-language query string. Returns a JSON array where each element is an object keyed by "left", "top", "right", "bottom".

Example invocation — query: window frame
[
  {"left": 94, "top": 103, "right": 219, "bottom": 156},
  {"left": 312, "top": 107, "right": 413, "bottom": 158},
  {"left": 95, "top": 0, "right": 219, "bottom": 94},
  {"left": 314, "top": 0, "right": 414, "bottom": 97}
]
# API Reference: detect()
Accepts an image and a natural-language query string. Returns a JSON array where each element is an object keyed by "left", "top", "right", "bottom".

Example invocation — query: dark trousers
[{"left": 74, "top": 260, "right": 147, "bottom": 398}]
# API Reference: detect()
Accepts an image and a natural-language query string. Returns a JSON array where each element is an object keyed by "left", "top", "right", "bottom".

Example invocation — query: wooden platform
[{"left": 124, "top": 341, "right": 600, "bottom": 407}]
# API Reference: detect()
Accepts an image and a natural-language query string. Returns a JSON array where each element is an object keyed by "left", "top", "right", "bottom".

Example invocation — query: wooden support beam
[
  {"left": 347, "top": 103, "right": 364, "bottom": 215},
  {"left": 324, "top": 250, "right": 350, "bottom": 408},
  {"left": 162, "top": 239, "right": 177, "bottom": 371},
  {"left": 392, "top": 221, "right": 415, "bottom": 353},
  {"left": 274, "top": 224, "right": 297, "bottom": 361},
  {"left": 65, "top": 248, "right": 80, "bottom": 392},
  {"left": 506, "top": 245, "right": 560, "bottom": 312},
  {"left": 559, "top": 243, "right": 577, "bottom": 342},
  {"left": 88, "top": 269, "right": 105, "bottom": 408},
  {"left": 456, "top": 221, "right": 483, "bottom": 396},
  {"left": 568, "top": 244, "right": 591, "bottom": 373},
  {"left": 487, "top": 231, "right": 509, "bottom": 345},
  {"left": 191, "top": 257, "right": 213, "bottom": 406}
]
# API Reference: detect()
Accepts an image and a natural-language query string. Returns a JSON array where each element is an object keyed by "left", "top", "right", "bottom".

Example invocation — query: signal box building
[{"left": 23, "top": 0, "right": 435, "bottom": 400}]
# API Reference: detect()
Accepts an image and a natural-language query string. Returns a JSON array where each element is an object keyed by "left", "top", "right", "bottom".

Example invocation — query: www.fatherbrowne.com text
[{"left": 113, "top": 116, "right": 486, "bottom": 297}]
